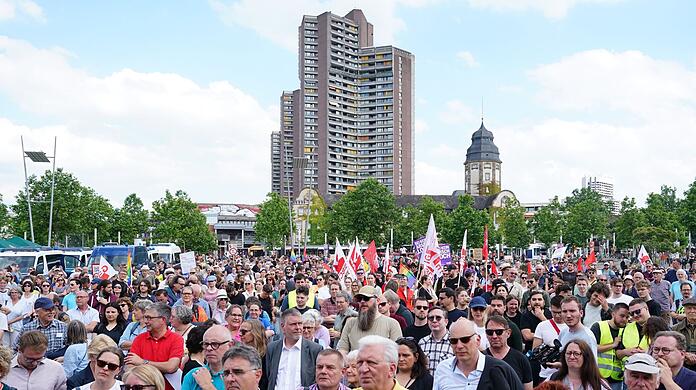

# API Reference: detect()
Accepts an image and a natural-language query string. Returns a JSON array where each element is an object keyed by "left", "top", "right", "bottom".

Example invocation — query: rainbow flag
[
  {"left": 290, "top": 249, "right": 297, "bottom": 263},
  {"left": 399, "top": 263, "right": 416, "bottom": 288},
  {"left": 126, "top": 249, "right": 132, "bottom": 286}
]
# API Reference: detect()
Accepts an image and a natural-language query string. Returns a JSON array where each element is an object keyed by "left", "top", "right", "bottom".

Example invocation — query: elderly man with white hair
[
  {"left": 623, "top": 353, "right": 661, "bottom": 390},
  {"left": 354, "top": 335, "right": 405, "bottom": 390}
]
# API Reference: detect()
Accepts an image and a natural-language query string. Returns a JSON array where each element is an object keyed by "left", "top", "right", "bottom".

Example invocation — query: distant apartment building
[
  {"left": 582, "top": 175, "right": 620, "bottom": 214},
  {"left": 271, "top": 131, "right": 281, "bottom": 194},
  {"left": 273, "top": 9, "right": 414, "bottom": 199}
]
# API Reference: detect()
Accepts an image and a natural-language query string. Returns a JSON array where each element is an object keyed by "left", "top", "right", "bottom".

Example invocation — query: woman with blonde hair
[
  {"left": 344, "top": 350, "right": 360, "bottom": 388},
  {"left": 122, "top": 365, "right": 165, "bottom": 390},
  {"left": 0, "top": 345, "right": 17, "bottom": 390},
  {"left": 74, "top": 346, "right": 124, "bottom": 390},
  {"left": 66, "top": 334, "right": 118, "bottom": 389},
  {"left": 239, "top": 319, "right": 268, "bottom": 390},
  {"left": 63, "top": 320, "right": 89, "bottom": 378}
]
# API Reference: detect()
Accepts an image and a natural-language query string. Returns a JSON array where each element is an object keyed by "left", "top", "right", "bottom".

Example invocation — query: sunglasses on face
[
  {"left": 485, "top": 329, "right": 507, "bottom": 336},
  {"left": 449, "top": 333, "right": 477, "bottom": 345},
  {"left": 427, "top": 315, "right": 443, "bottom": 322},
  {"left": 630, "top": 309, "right": 643, "bottom": 317},
  {"left": 120, "top": 385, "right": 156, "bottom": 390},
  {"left": 414, "top": 305, "right": 429, "bottom": 310},
  {"left": 378, "top": 302, "right": 388, "bottom": 307},
  {"left": 96, "top": 359, "right": 121, "bottom": 371},
  {"left": 356, "top": 296, "right": 373, "bottom": 302},
  {"left": 239, "top": 329, "right": 250, "bottom": 336}
]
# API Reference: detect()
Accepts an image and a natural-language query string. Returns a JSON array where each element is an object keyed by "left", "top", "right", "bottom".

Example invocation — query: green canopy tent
[{"left": 0, "top": 236, "right": 40, "bottom": 249}]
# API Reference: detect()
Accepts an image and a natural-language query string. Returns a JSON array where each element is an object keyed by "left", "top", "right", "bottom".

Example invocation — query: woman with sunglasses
[
  {"left": 395, "top": 337, "right": 433, "bottom": 390},
  {"left": 20, "top": 279, "right": 37, "bottom": 310},
  {"left": 238, "top": 318, "right": 269, "bottom": 390},
  {"left": 74, "top": 346, "right": 124, "bottom": 390},
  {"left": 39, "top": 279, "right": 57, "bottom": 301},
  {"left": 549, "top": 339, "right": 610, "bottom": 390},
  {"left": 117, "top": 298, "right": 133, "bottom": 322},
  {"left": 122, "top": 364, "right": 165, "bottom": 390},
  {"left": 94, "top": 302, "right": 127, "bottom": 344},
  {"left": 53, "top": 277, "right": 68, "bottom": 298}
]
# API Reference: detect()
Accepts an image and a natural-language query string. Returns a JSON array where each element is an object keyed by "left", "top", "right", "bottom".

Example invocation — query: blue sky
[{"left": 1, "top": 0, "right": 694, "bottom": 208}]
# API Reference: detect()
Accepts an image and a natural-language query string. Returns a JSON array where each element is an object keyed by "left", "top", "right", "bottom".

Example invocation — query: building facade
[
  {"left": 464, "top": 122, "right": 502, "bottom": 196},
  {"left": 271, "top": 131, "right": 281, "bottom": 194},
  {"left": 274, "top": 9, "right": 414, "bottom": 199},
  {"left": 582, "top": 175, "right": 620, "bottom": 214}
]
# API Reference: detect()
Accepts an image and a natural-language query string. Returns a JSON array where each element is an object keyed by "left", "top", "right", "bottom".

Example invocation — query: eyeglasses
[
  {"left": 378, "top": 302, "right": 388, "bottom": 307},
  {"left": 203, "top": 340, "right": 231, "bottom": 350},
  {"left": 96, "top": 359, "right": 121, "bottom": 371},
  {"left": 22, "top": 355, "right": 44, "bottom": 364},
  {"left": 143, "top": 315, "right": 164, "bottom": 321},
  {"left": 651, "top": 347, "right": 676, "bottom": 355},
  {"left": 120, "top": 385, "right": 157, "bottom": 390},
  {"left": 119, "top": 304, "right": 128, "bottom": 307},
  {"left": 427, "top": 315, "right": 443, "bottom": 322},
  {"left": 630, "top": 309, "right": 643, "bottom": 317},
  {"left": 356, "top": 296, "right": 373, "bottom": 302},
  {"left": 414, "top": 305, "right": 429, "bottom": 310},
  {"left": 527, "top": 280, "right": 535, "bottom": 283},
  {"left": 303, "top": 326, "right": 314, "bottom": 330},
  {"left": 449, "top": 333, "right": 477, "bottom": 345},
  {"left": 485, "top": 329, "right": 507, "bottom": 336},
  {"left": 565, "top": 351, "right": 583, "bottom": 358},
  {"left": 223, "top": 368, "right": 259, "bottom": 377}
]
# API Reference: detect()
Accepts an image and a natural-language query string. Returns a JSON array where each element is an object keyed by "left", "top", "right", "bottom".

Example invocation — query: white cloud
[
  {"left": 499, "top": 49, "right": 696, "bottom": 204},
  {"left": 0, "top": 0, "right": 45, "bottom": 22},
  {"left": 439, "top": 100, "right": 477, "bottom": 125},
  {"left": 456, "top": 51, "right": 479, "bottom": 67},
  {"left": 209, "top": 0, "right": 436, "bottom": 51},
  {"left": 467, "top": 0, "right": 623, "bottom": 19},
  {"left": 415, "top": 160, "right": 461, "bottom": 195},
  {"left": 0, "top": 37, "right": 277, "bottom": 207}
]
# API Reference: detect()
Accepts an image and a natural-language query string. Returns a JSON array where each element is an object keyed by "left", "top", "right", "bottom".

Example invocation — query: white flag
[
  {"left": 551, "top": 245, "right": 567, "bottom": 259},
  {"left": 382, "top": 243, "right": 391, "bottom": 274},
  {"left": 420, "top": 214, "right": 443, "bottom": 277},
  {"left": 95, "top": 256, "right": 117, "bottom": 280},
  {"left": 460, "top": 230, "right": 468, "bottom": 278},
  {"left": 638, "top": 245, "right": 651, "bottom": 264}
]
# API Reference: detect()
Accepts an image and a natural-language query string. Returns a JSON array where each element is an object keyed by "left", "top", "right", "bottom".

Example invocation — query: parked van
[
  {"left": 0, "top": 248, "right": 65, "bottom": 275},
  {"left": 148, "top": 243, "right": 182, "bottom": 264},
  {"left": 86, "top": 245, "right": 149, "bottom": 274},
  {"left": 60, "top": 247, "right": 92, "bottom": 274}
]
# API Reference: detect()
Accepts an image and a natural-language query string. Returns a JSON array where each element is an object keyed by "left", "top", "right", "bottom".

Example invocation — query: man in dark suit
[{"left": 265, "top": 308, "right": 323, "bottom": 390}]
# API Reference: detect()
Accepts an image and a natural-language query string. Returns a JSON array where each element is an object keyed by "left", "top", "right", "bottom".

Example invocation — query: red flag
[
  {"left": 586, "top": 246, "right": 597, "bottom": 268},
  {"left": 363, "top": 240, "right": 378, "bottom": 273},
  {"left": 527, "top": 261, "right": 532, "bottom": 275},
  {"left": 490, "top": 260, "right": 498, "bottom": 277},
  {"left": 577, "top": 256, "right": 584, "bottom": 272},
  {"left": 303, "top": 246, "right": 307, "bottom": 259},
  {"left": 482, "top": 226, "right": 489, "bottom": 261}
]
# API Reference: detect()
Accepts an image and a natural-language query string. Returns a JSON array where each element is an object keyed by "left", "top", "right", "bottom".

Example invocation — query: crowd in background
[{"left": 0, "top": 253, "right": 695, "bottom": 390}]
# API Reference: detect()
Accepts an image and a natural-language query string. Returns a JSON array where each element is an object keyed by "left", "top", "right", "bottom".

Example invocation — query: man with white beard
[{"left": 337, "top": 286, "right": 402, "bottom": 353}]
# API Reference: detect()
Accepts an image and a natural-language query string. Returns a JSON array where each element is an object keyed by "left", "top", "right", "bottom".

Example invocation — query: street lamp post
[{"left": 21, "top": 136, "right": 57, "bottom": 246}]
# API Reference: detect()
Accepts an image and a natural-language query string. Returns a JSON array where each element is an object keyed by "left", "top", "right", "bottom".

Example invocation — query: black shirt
[
  {"left": 447, "top": 308, "right": 466, "bottom": 328},
  {"left": 403, "top": 323, "right": 431, "bottom": 343},
  {"left": 520, "top": 309, "right": 552, "bottom": 351},
  {"left": 404, "top": 372, "right": 434, "bottom": 390},
  {"left": 485, "top": 348, "right": 533, "bottom": 385},
  {"left": 94, "top": 322, "right": 126, "bottom": 345},
  {"left": 646, "top": 299, "right": 663, "bottom": 316},
  {"left": 506, "top": 311, "right": 522, "bottom": 329}
]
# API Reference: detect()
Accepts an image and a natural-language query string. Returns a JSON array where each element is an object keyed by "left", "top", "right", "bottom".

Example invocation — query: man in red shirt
[
  {"left": 126, "top": 301, "right": 184, "bottom": 390},
  {"left": 395, "top": 274, "right": 414, "bottom": 311}
]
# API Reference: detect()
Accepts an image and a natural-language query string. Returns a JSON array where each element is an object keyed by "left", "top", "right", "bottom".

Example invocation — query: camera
[{"left": 527, "top": 339, "right": 563, "bottom": 366}]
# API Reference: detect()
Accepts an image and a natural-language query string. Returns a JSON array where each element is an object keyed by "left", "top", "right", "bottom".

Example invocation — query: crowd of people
[{"left": 0, "top": 254, "right": 695, "bottom": 390}]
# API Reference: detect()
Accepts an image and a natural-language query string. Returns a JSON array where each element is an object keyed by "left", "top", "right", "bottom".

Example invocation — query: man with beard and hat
[{"left": 337, "top": 286, "right": 402, "bottom": 353}]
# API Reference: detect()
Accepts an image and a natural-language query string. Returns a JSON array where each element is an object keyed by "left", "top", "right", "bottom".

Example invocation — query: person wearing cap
[
  {"left": 623, "top": 353, "right": 661, "bottom": 390},
  {"left": 672, "top": 297, "right": 696, "bottom": 372},
  {"left": 601, "top": 262, "right": 617, "bottom": 278},
  {"left": 650, "top": 268, "right": 673, "bottom": 323},
  {"left": 501, "top": 264, "right": 525, "bottom": 301},
  {"left": 211, "top": 290, "right": 230, "bottom": 325},
  {"left": 14, "top": 297, "right": 67, "bottom": 359},
  {"left": 337, "top": 286, "right": 402, "bottom": 353},
  {"left": 650, "top": 331, "right": 696, "bottom": 390},
  {"left": 436, "top": 265, "right": 465, "bottom": 291}
]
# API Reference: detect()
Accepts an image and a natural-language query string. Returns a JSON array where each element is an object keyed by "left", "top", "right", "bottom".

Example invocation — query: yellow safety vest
[
  {"left": 597, "top": 321, "right": 624, "bottom": 381},
  {"left": 287, "top": 288, "right": 316, "bottom": 309},
  {"left": 621, "top": 322, "right": 649, "bottom": 363}
]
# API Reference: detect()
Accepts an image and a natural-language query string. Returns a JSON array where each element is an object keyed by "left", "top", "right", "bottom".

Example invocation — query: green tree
[
  {"left": 680, "top": 178, "right": 696, "bottom": 240},
  {"left": 441, "top": 195, "right": 489, "bottom": 251},
  {"left": 633, "top": 226, "right": 676, "bottom": 253},
  {"left": 255, "top": 192, "right": 293, "bottom": 249},
  {"left": 112, "top": 194, "right": 149, "bottom": 245},
  {"left": 563, "top": 187, "right": 610, "bottom": 247},
  {"left": 499, "top": 198, "right": 532, "bottom": 250},
  {"left": 11, "top": 169, "right": 115, "bottom": 246},
  {"left": 151, "top": 190, "right": 216, "bottom": 253},
  {"left": 325, "top": 178, "right": 398, "bottom": 245},
  {"left": 307, "top": 193, "right": 328, "bottom": 245},
  {"left": 530, "top": 197, "right": 564, "bottom": 247},
  {"left": 613, "top": 197, "right": 646, "bottom": 250}
]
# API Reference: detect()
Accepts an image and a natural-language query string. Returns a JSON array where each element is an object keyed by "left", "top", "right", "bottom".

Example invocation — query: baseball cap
[
  {"left": 682, "top": 297, "right": 696, "bottom": 306},
  {"left": 624, "top": 353, "right": 660, "bottom": 374},
  {"left": 34, "top": 297, "right": 55, "bottom": 310},
  {"left": 470, "top": 296, "right": 487, "bottom": 309},
  {"left": 91, "top": 278, "right": 102, "bottom": 285},
  {"left": 355, "top": 285, "right": 380, "bottom": 299},
  {"left": 500, "top": 263, "right": 512, "bottom": 270},
  {"left": 206, "top": 275, "right": 218, "bottom": 282}
]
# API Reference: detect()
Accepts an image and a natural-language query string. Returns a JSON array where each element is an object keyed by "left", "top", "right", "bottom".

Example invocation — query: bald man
[
  {"left": 182, "top": 325, "right": 233, "bottom": 390},
  {"left": 433, "top": 318, "right": 524, "bottom": 390}
]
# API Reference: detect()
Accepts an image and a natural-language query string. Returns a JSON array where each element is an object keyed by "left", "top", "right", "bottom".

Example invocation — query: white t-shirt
[
  {"left": 0, "top": 312, "right": 8, "bottom": 331},
  {"left": 317, "top": 286, "right": 331, "bottom": 300},
  {"left": 607, "top": 294, "right": 633, "bottom": 306},
  {"left": 75, "top": 380, "right": 123, "bottom": 390},
  {"left": 534, "top": 319, "right": 568, "bottom": 379},
  {"left": 474, "top": 324, "right": 489, "bottom": 351},
  {"left": 559, "top": 325, "right": 598, "bottom": 357},
  {"left": 583, "top": 303, "right": 603, "bottom": 327},
  {"left": 67, "top": 307, "right": 100, "bottom": 325}
]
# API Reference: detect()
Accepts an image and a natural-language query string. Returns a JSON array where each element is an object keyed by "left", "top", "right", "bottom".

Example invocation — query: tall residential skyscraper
[
  {"left": 273, "top": 9, "right": 414, "bottom": 198},
  {"left": 271, "top": 131, "right": 281, "bottom": 194}
]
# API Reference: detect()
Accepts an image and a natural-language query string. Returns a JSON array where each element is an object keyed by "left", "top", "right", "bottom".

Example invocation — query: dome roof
[{"left": 465, "top": 121, "right": 501, "bottom": 163}]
